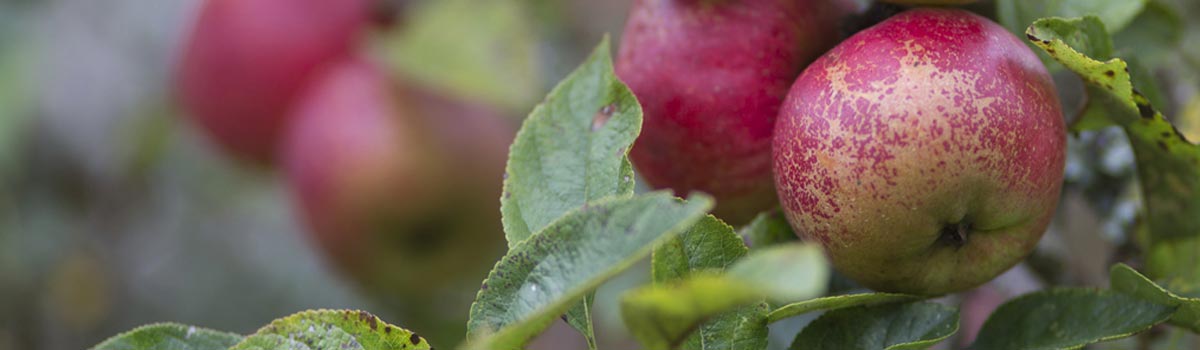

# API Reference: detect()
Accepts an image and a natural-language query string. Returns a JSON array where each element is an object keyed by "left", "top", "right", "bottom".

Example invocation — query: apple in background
[
  {"left": 282, "top": 57, "right": 512, "bottom": 300},
  {"left": 616, "top": 0, "right": 857, "bottom": 225},
  {"left": 177, "top": 0, "right": 369, "bottom": 163},
  {"left": 772, "top": 8, "right": 1065, "bottom": 296}
]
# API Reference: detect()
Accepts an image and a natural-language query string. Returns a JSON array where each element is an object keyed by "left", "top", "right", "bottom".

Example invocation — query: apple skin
[
  {"left": 616, "top": 0, "right": 857, "bottom": 225},
  {"left": 282, "top": 58, "right": 512, "bottom": 298},
  {"left": 177, "top": 0, "right": 369, "bottom": 163},
  {"left": 772, "top": 8, "right": 1065, "bottom": 296}
]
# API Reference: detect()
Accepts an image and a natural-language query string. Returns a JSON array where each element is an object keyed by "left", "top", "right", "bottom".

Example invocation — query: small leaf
[
  {"left": 621, "top": 273, "right": 768, "bottom": 350},
  {"left": 499, "top": 36, "right": 640, "bottom": 248},
  {"left": 1110, "top": 263, "right": 1200, "bottom": 332},
  {"left": 654, "top": 215, "right": 747, "bottom": 282},
  {"left": 650, "top": 215, "right": 766, "bottom": 350},
  {"left": 972, "top": 288, "right": 1176, "bottom": 350},
  {"left": 767, "top": 293, "right": 920, "bottom": 324},
  {"left": 385, "top": 0, "right": 540, "bottom": 112},
  {"left": 726, "top": 243, "right": 829, "bottom": 304},
  {"left": 622, "top": 243, "right": 827, "bottom": 350},
  {"left": 1028, "top": 17, "right": 1200, "bottom": 282},
  {"left": 739, "top": 211, "right": 798, "bottom": 249},
  {"left": 92, "top": 323, "right": 242, "bottom": 350},
  {"left": 465, "top": 193, "right": 713, "bottom": 349},
  {"left": 790, "top": 301, "right": 958, "bottom": 350},
  {"left": 1026, "top": 16, "right": 1112, "bottom": 60},
  {"left": 230, "top": 310, "right": 431, "bottom": 350},
  {"left": 562, "top": 295, "right": 597, "bottom": 350}
]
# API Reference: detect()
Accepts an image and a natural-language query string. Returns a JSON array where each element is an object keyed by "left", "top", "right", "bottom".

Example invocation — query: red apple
[
  {"left": 177, "top": 0, "right": 369, "bottom": 163},
  {"left": 773, "top": 8, "right": 1065, "bottom": 295},
  {"left": 616, "top": 0, "right": 857, "bottom": 225},
  {"left": 282, "top": 57, "right": 512, "bottom": 299}
]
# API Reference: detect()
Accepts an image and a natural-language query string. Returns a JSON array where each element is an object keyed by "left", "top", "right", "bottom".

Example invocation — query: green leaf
[
  {"left": 1112, "top": 0, "right": 1183, "bottom": 65},
  {"left": 654, "top": 215, "right": 747, "bottom": 282},
  {"left": 1144, "top": 237, "right": 1200, "bottom": 293},
  {"left": 1027, "top": 16, "right": 1112, "bottom": 60},
  {"left": 621, "top": 273, "right": 769, "bottom": 350},
  {"left": 92, "top": 324, "right": 242, "bottom": 350},
  {"left": 495, "top": 36, "right": 640, "bottom": 347},
  {"left": 562, "top": 295, "right": 597, "bottom": 350},
  {"left": 465, "top": 193, "right": 713, "bottom": 349},
  {"left": 1027, "top": 18, "right": 1200, "bottom": 281},
  {"left": 790, "top": 301, "right": 958, "bottom": 350},
  {"left": 998, "top": 0, "right": 1147, "bottom": 36},
  {"left": 726, "top": 243, "right": 830, "bottom": 304},
  {"left": 499, "top": 36, "right": 640, "bottom": 248},
  {"left": 972, "top": 288, "right": 1176, "bottom": 350},
  {"left": 1110, "top": 263, "right": 1200, "bottom": 332},
  {"left": 385, "top": 0, "right": 540, "bottom": 112},
  {"left": 230, "top": 310, "right": 432, "bottom": 350},
  {"left": 738, "top": 211, "right": 798, "bottom": 249},
  {"left": 767, "top": 293, "right": 921, "bottom": 324},
  {"left": 649, "top": 215, "right": 766, "bottom": 350},
  {"left": 622, "top": 243, "right": 827, "bottom": 350}
]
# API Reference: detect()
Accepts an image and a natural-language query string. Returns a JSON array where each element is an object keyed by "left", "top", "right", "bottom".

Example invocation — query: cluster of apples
[
  {"left": 618, "top": 0, "right": 1065, "bottom": 296},
  {"left": 175, "top": 0, "right": 512, "bottom": 297}
]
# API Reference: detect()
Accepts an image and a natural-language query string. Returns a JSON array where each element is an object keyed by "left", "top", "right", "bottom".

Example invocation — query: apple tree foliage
[{"left": 94, "top": 0, "right": 1200, "bottom": 349}]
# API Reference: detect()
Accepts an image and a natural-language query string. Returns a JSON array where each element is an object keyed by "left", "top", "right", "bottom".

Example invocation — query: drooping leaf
[
  {"left": 385, "top": 0, "right": 540, "bottom": 112},
  {"left": 465, "top": 193, "right": 713, "bottom": 349},
  {"left": 1110, "top": 263, "right": 1200, "bottom": 332},
  {"left": 1028, "top": 18, "right": 1200, "bottom": 283},
  {"left": 623, "top": 243, "right": 828, "bottom": 350},
  {"left": 498, "top": 36, "right": 639, "bottom": 248},
  {"left": 230, "top": 310, "right": 431, "bottom": 350},
  {"left": 92, "top": 324, "right": 242, "bottom": 350},
  {"left": 767, "top": 293, "right": 920, "bottom": 324},
  {"left": 790, "top": 301, "right": 958, "bottom": 350},
  {"left": 739, "top": 211, "right": 798, "bottom": 249},
  {"left": 972, "top": 288, "right": 1176, "bottom": 350}
]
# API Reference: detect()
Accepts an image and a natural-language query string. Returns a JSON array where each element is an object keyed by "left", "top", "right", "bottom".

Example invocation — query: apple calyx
[{"left": 938, "top": 221, "right": 970, "bottom": 248}]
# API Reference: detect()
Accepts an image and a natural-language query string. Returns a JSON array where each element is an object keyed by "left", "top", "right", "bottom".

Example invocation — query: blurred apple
[
  {"left": 282, "top": 56, "right": 513, "bottom": 301},
  {"left": 176, "top": 0, "right": 370, "bottom": 163}
]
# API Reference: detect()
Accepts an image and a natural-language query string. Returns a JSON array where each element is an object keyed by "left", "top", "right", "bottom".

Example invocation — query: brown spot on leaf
[
  {"left": 410, "top": 333, "right": 422, "bottom": 345},
  {"left": 1137, "top": 102, "right": 1155, "bottom": 119},
  {"left": 1157, "top": 141, "right": 1170, "bottom": 151},
  {"left": 592, "top": 104, "right": 616, "bottom": 131},
  {"left": 1105, "top": 70, "right": 1115, "bottom": 77}
]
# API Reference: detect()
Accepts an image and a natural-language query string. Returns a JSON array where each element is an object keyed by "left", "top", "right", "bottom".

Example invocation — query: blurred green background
[{"left": 2, "top": 0, "right": 1200, "bottom": 349}]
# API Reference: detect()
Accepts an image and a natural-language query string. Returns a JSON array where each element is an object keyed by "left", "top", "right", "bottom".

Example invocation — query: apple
[
  {"left": 616, "top": 0, "right": 857, "bottom": 225},
  {"left": 177, "top": 0, "right": 369, "bottom": 163},
  {"left": 282, "top": 57, "right": 512, "bottom": 300},
  {"left": 772, "top": 8, "right": 1065, "bottom": 296}
]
